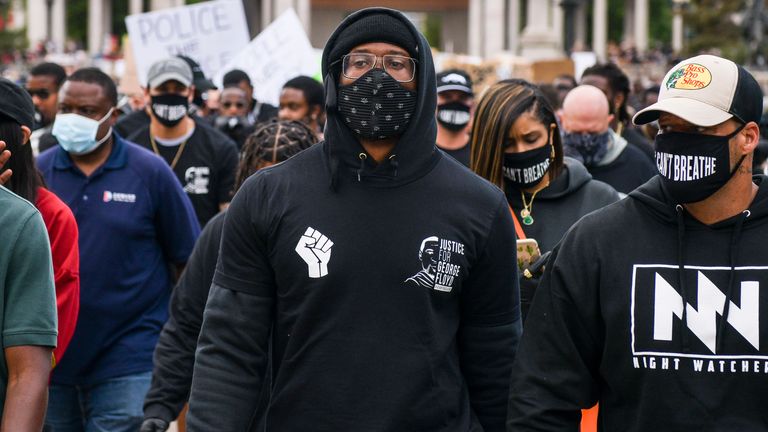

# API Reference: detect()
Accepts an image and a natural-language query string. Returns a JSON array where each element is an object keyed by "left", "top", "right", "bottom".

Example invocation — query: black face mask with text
[
  {"left": 151, "top": 94, "right": 189, "bottom": 128},
  {"left": 654, "top": 124, "right": 746, "bottom": 204},
  {"left": 436, "top": 101, "right": 471, "bottom": 132},
  {"left": 503, "top": 144, "right": 554, "bottom": 189},
  {"left": 337, "top": 69, "right": 416, "bottom": 140}
]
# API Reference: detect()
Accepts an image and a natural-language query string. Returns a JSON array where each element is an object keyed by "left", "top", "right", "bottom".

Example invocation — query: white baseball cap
[{"left": 634, "top": 54, "right": 763, "bottom": 127}]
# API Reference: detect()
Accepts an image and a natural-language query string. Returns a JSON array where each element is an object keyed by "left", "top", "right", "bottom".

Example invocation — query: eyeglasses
[
  {"left": 222, "top": 101, "right": 246, "bottom": 109},
  {"left": 27, "top": 89, "right": 51, "bottom": 100},
  {"left": 337, "top": 53, "right": 417, "bottom": 83}
]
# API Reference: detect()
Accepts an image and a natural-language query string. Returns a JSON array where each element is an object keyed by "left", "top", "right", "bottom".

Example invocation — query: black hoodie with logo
[
  {"left": 186, "top": 8, "right": 521, "bottom": 432},
  {"left": 507, "top": 175, "right": 768, "bottom": 431}
]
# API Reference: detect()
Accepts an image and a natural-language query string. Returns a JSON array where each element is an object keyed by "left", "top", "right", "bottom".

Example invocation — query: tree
[{"left": 684, "top": 0, "right": 748, "bottom": 63}]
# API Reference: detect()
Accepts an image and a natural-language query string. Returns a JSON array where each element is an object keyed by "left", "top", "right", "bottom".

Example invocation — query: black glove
[{"left": 139, "top": 418, "right": 170, "bottom": 432}]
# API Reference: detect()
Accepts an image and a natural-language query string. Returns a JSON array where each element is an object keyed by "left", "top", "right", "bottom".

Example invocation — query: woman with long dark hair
[
  {"left": 0, "top": 78, "right": 80, "bottom": 368},
  {"left": 470, "top": 80, "right": 619, "bottom": 315}
]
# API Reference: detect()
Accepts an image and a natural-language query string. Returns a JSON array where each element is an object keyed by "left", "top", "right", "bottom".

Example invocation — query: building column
[
  {"left": 574, "top": 1, "right": 587, "bottom": 51},
  {"left": 623, "top": 0, "right": 635, "bottom": 45},
  {"left": 520, "top": 0, "right": 561, "bottom": 60},
  {"left": 87, "top": 0, "right": 104, "bottom": 54},
  {"left": 484, "top": 0, "right": 505, "bottom": 57},
  {"left": 634, "top": 0, "right": 649, "bottom": 53},
  {"left": 592, "top": 0, "right": 607, "bottom": 61},
  {"left": 272, "top": 0, "right": 310, "bottom": 32},
  {"left": 671, "top": 3, "right": 684, "bottom": 53},
  {"left": 26, "top": 0, "right": 47, "bottom": 47},
  {"left": 507, "top": 0, "right": 521, "bottom": 54},
  {"left": 467, "top": 0, "right": 482, "bottom": 56},
  {"left": 50, "top": 0, "right": 66, "bottom": 52},
  {"left": 129, "top": 0, "right": 143, "bottom": 15},
  {"left": 552, "top": 0, "right": 564, "bottom": 52},
  {"left": 150, "top": 0, "right": 183, "bottom": 11}
]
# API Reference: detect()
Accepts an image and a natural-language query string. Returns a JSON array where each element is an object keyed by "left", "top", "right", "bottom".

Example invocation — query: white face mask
[{"left": 52, "top": 108, "right": 114, "bottom": 155}]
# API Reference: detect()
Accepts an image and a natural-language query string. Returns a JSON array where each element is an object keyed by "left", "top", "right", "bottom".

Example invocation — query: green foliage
[
  {"left": 423, "top": 13, "right": 441, "bottom": 48},
  {"left": 66, "top": 0, "right": 87, "bottom": 46},
  {"left": 649, "top": 0, "right": 672, "bottom": 46},
  {"left": 684, "top": 0, "right": 747, "bottom": 63},
  {"left": 0, "top": 2, "right": 27, "bottom": 51}
]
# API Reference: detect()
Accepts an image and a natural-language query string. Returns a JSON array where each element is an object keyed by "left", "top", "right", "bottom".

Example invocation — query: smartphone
[{"left": 516, "top": 238, "right": 541, "bottom": 272}]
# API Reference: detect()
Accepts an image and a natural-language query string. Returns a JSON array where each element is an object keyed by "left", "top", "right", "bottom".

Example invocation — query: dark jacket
[
  {"left": 186, "top": 7, "right": 521, "bottom": 432},
  {"left": 508, "top": 175, "right": 768, "bottom": 431},
  {"left": 589, "top": 137, "right": 657, "bottom": 195},
  {"left": 506, "top": 157, "right": 620, "bottom": 253},
  {"left": 143, "top": 212, "right": 225, "bottom": 424}
]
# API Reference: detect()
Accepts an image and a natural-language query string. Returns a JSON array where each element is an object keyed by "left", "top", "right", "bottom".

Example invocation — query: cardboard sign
[
  {"left": 125, "top": 0, "right": 250, "bottom": 85},
  {"left": 213, "top": 8, "right": 319, "bottom": 106}
]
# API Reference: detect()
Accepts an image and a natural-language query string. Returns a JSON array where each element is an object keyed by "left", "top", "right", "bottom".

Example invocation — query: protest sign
[
  {"left": 214, "top": 8, "right": 319, "bottom": 106},
  {"left": 125, "top": 0, "right": 250, "bottom": 85}
]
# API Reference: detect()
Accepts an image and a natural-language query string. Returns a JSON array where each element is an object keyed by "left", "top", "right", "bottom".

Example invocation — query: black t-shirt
[
  {"left": 439, "top": 142, "right": 471, "bottom": 167},
  {"left": 127, "top": 121, "right": 239, "bottom": 226}
]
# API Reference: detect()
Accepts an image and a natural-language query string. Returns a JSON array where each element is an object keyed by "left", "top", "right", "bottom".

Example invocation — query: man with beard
[
  {"left": 508, "top": 54, "right": 767, "bottom": 432},
  {"left": 279, "top": 75, "right": 325, "bottom": 139},
  {"left": 214, "top": 86, "right": 254, "bottom": 150},
  {"left": 187, "top": 8, "right": 520, "bottom": 432}
]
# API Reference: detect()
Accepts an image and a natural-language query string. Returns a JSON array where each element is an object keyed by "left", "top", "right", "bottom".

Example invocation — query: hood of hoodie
[
  {"left": 321, "top": 8, "right": 439, "bottom": 188},
  {"left": 629, "top": 175, "right": 768, "bottom": 229},
  {"left": 536, "top": 157, "right": 595, "bottom": 200}
]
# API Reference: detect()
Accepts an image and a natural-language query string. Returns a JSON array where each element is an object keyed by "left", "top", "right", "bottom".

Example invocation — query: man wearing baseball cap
[
  {"left": 435, "top": 69, "right": 475, "bottom": 166},
  {"left": 126, "top": 57, "right": 238, "bottom": 226},
  {"left": 507, "top": 54, "right": 768, "bottom": 430}
]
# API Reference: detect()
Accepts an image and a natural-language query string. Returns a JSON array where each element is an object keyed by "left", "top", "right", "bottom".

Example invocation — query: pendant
[
  {"left": 522, "top": 214, "right": 534, "bottom": 225},
  {"left": 520, "top": 208, "right": 530, "bottom": 219}
]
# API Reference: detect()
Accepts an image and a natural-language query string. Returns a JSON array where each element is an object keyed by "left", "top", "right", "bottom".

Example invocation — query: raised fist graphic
[{"left": 295, "top": 227, "right": 333, "bottom": 278}]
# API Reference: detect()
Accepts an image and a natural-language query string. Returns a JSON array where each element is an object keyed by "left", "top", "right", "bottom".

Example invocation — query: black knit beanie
[
  {"left": 327, "top": 13, "right": 418, "bottom": 64},
  {"left": 0, "top": 77, "right": 34, "bottom": 129}
]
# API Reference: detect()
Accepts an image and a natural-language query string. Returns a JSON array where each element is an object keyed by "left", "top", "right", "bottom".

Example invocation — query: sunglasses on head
[{"left": 27, "top": 89, "right": 51, "bottom": 100}]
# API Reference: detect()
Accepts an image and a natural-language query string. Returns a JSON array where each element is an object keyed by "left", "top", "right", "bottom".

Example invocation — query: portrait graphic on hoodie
[{"left": 406, "top": 236, "right": 465, "bottom": 292}]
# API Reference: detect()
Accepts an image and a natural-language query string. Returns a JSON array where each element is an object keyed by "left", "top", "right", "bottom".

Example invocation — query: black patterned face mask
[{"left": 337, "top": 69, "right": 416, "bottom": 140}]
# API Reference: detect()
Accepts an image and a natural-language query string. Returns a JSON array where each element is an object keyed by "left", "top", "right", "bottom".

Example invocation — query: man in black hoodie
[
  {"left": 508, "top": 55, "right": 766, "bottom": 431},
  {"left": 187, "top": 8, "right": 520, "bottom": 432}
]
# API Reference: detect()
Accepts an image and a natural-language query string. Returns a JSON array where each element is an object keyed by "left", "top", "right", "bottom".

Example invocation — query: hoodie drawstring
[
  {"left": 389, "top": 154, "right": 399, "bottom": 177},
  {"left": 675, "top": 205, "right": 691, "bottom": 352},
  {"left": 357, "top": 152, "right": 367, "bottom": 182},
  {"left": 716, "top": 209, "right": 750, "bottom": 353}
]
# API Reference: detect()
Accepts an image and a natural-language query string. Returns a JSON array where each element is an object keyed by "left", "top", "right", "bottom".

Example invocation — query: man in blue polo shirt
[{"left": 37, "top": 67, "right": 200, "bottom": 431}]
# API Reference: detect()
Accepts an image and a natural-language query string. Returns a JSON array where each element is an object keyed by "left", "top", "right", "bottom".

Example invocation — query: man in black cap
[
  {"left": 177, "top": 55, "right": 218, "bottom": 121},
  {"left": 435, "top": 68, "right": 474, "bottom": 166},
  {"left": 187, "top": 7, "right": 520, "bottom": 432},
  {"left": 126, "top": 57, "right": 238, "bottom": 227}
]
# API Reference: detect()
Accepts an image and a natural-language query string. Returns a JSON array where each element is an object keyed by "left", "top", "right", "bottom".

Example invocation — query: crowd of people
[{"left": 0, "top": 6, "right": 767, "bottom": 432}]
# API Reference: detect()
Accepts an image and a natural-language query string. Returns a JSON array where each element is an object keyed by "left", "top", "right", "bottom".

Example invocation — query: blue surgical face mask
[{"left": 52, "top": 108, "right": 114, "bottom": 155}]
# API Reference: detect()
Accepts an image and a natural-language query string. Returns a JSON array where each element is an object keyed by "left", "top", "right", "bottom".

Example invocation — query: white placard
[
  {"left": 214, "top": 8, "right": 320, "bottom": 106},
  {"left": 126, "top": 0, "right": 250, "bottom": 86},
  {"left": 571, "top": 51, "right": 598, "bottom": 81}
]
